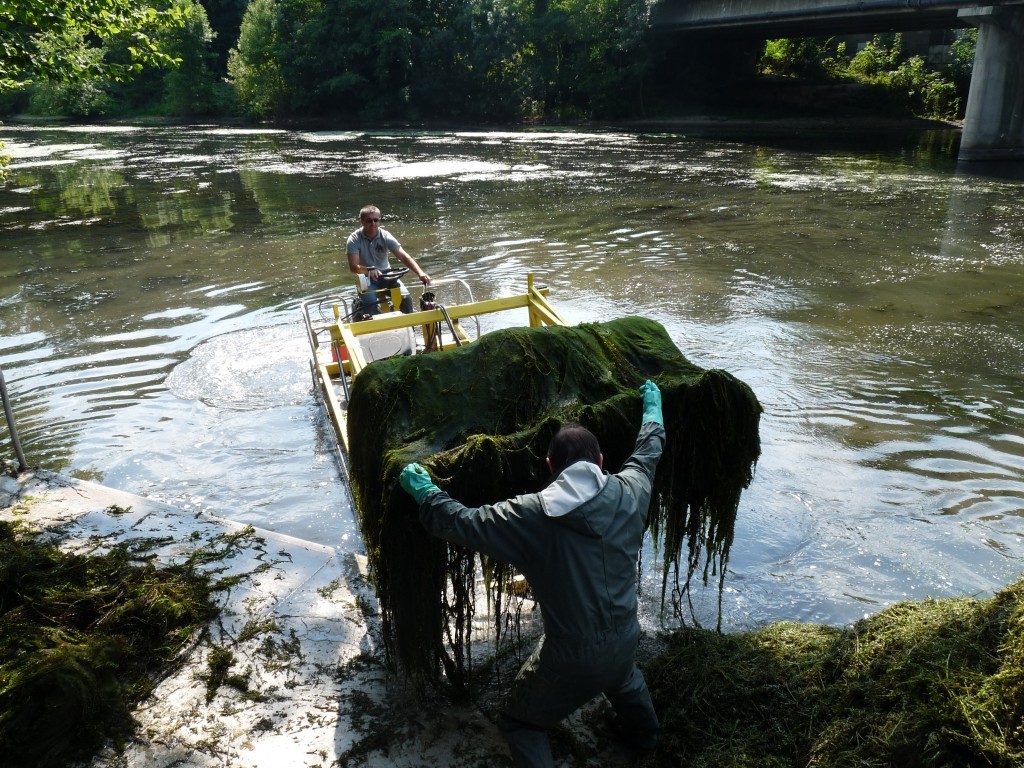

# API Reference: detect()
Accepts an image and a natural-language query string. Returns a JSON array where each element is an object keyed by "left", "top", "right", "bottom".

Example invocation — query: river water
[{"left": 1, "top": 123, "right": 1022, "bottom": 632}]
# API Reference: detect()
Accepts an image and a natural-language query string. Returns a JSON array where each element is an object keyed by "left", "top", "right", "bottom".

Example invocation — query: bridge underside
[
  {"left": 653, "top": 0, "right": 1024, "bottom": 160},
  {"left": 653, "top": 7, "right": 967, "bottom": 38},
  {"left": 652, "top": 0, "right": 979, "bottom": 38}
]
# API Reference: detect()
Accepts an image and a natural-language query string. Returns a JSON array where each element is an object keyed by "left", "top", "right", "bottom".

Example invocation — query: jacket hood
[{"left": 539, "top": 461, "right": 608, "bottom": 521}]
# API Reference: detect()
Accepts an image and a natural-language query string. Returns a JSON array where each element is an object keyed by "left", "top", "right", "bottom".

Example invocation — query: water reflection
[{"left": 1, "top": 124, "right": 1022, "bottom": 633}]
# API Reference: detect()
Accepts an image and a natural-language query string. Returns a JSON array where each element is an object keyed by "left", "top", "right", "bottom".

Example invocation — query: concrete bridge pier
[{"left": 959, "top": 5, "right": 1024, "bottom": 161}]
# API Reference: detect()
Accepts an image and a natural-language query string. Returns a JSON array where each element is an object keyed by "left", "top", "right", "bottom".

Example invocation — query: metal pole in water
[{"left": 0, "top": 368, "right": 29, "bottom": 473}]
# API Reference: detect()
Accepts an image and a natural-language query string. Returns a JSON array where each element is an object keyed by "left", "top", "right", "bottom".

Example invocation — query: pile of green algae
[
  {"left": 347, "top": 316, "right": 763, "bottom": 688},
  {"left": 0, "top": 518, "right": 225, "bottom": 768},
  {"left": 645, "top": 576, "right": 1024, "bottom": 767}
]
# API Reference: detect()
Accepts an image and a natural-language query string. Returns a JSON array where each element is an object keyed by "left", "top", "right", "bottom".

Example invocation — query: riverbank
[
  {"left": 2, "top": 111, "right": 960, "bottom": 135},
  {"left": 0, "top": 469, "right": 645, "bottom": 768},
  {"left": 5, "top": 468, "right": 1020, "bottom": 767}
]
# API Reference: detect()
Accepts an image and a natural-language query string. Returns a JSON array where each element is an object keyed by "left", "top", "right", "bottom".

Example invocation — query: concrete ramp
[{"left": 0, "top": 471, "right": 514, "bottom": 768}]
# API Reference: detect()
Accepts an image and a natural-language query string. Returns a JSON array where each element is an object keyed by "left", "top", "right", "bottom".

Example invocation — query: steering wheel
[{"left": 372, "top": 267, "right": 408, "bottom": 288}]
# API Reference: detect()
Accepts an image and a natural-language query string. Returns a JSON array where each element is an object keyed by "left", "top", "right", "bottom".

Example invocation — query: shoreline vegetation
[
  {"left": 3, "top": 469, "right": 1022, "bottom": 767},
  {"left": 0, "top": 0, "right": 976, "bottom": 129}
]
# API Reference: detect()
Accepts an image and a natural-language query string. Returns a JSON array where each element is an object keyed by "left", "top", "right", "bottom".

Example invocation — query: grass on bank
[
  {"left": 0, "top": 518, "right": 230, "bottom": 768},
  {"left": 645, "top": 576, "right": 1024, "bottom": 767}
]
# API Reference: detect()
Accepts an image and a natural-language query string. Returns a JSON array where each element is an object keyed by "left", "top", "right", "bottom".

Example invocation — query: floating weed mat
[
  {"left": 644, "top": 576, "right": 1024, "bottom": 767},
  {"left": 0, "top": 520, "right": 223, "bottom": 768},
  {"left": 348, "top": 316, "right": 761, "bottom": 689}
]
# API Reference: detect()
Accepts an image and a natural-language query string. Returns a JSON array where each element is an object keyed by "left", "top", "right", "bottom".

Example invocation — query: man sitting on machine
[{"left": 346, "top": 204, "right": 431, "bottom": 317}]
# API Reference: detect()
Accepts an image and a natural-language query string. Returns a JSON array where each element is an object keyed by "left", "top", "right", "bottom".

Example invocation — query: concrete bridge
[{"left": 652, "top": 0, "right": 1024, "bottom": 160}]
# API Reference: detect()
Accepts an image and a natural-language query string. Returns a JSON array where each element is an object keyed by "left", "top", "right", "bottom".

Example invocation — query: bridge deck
[{"left": 652, "top": 0, "right": 1023, "bottom": 36}]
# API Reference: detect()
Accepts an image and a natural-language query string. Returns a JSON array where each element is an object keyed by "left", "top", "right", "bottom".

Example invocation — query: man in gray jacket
[{"left": 400, "top": 380, "right": 665, "bottom": 767}]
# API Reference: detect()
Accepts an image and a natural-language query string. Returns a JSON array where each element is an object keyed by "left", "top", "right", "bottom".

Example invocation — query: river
[{"left": 1, "top": 123, "right": 1021, "bottom": 632}]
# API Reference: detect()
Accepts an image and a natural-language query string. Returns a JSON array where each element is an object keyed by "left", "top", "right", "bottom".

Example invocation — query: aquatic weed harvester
[{"left": 302, "top": 273, "right": 762, "bottom": 688}]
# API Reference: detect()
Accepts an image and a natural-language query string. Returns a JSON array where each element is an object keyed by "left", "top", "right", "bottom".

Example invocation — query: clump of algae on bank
[
  {"left": 644, "top": 576, "right": 1024, "bottom": 767},
  {"left": 347, "top": 316, "right": 762, "bottom": 689},
  {"left": 0, "top": 519, "right": 227, "bottom": 768}
]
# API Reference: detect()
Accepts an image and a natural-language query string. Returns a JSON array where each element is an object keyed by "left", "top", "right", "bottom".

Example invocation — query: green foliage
[
  {"left": 848, "top": 35, "right": 962, "bottom": 120},
  {"left": 948, "top": 28, "right": 977, "bottom": 83},
  {"left": 0, "top": 0, "right": 187, "bottom": 92},
  {"left": 760, "top": 33, "right": 966, "bottom": 120},
  {"left": 161, "top": 0, "right": 219, "bottom": 115},
  {"left": 761, "top": 36, "right": 845, "bottom": 80},
  {"left": 277, "top": 0, "right": 418, "bottom": 119},
  {"left": 646, "top": 577, "right": 1024, "bottom": 766},
  {"left": 886, "top": 55, "right": 961, "bottom": 121},
  {"left": 524, "top": 0, "right": 656, "bottom": 118},
  {"left": 223, "top": 0, "right": 662, "bottom": 122},
  {"left": 9, "top": 0, "right": 222, "bottom": 117},
  {"left": 28, "top": 79, "right": 113, "bottom": 118},
  {"left": 347, "top": 317, "right": 761, "bottom": 688},
  {"left": 407, "top": 0, "right": 534, "bottom": 122},
  {"left": 847, "top": 32, "right": 903, "bottom": 77},
  {"left": 199, "top": 0, "right": 250, "bottom": 74},
  {"left": 227, "top": 0, "right": 286, "bottom": 118},
  {"left": 26, "top": 32, "right": 113, "bottom": 117}
]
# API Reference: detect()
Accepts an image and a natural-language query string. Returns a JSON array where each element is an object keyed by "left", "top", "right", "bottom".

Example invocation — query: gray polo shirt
[{"left": 346, "top": 227, "right": 401, "bottom": 271}]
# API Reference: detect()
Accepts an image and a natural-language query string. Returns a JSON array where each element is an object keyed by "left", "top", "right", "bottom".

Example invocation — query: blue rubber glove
[
  {"left": 400, "top": 463, "right": 440, "bottom": 505},
  {"left": 640, "top": 379, "right": 663, "bottom": 426}
]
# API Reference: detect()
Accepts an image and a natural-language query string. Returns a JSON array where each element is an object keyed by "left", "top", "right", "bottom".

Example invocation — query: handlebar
[
  {"left": 372, "top": 267, "right": 408, "bottom": 288},
  {"left": 374, "top": 267, "right": 408, "bottom": 280}
]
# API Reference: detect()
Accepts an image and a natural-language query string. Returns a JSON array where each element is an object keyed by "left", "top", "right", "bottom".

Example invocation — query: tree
[
  {"left": 26, "top": 32, "right": 114, "bottom": 116},
  {"left": 278, "top": 0, "right": 417, "bottom": 119},
  {"left": 226, "top": 0, "right": 286, "bottom": 118},
  {"left": 161, "top": 0, "right": 218, "bottom": 114},
  {"left": 0, "top": 0, "right": 186, "bottom": 92},
  {"left": 408, "top": 0, "right": 534, "bottom": 121}
]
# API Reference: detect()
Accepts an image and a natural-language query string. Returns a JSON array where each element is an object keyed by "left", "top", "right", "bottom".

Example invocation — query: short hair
[
  {"left": 359, "top": 205, "right": 381, "bottom": 221},
  {"left": 547, "top": 423, "right": 601, "bottom": 474}
]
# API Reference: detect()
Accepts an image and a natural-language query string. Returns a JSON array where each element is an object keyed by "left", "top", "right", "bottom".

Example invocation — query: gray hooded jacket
[{"left": 418, "top": 421, "right": 666, "bottom": 644}]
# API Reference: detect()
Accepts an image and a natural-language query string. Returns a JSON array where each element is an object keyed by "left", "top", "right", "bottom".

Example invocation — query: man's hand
[
  {"left": 640, "top": 379, "right": 663, "bottom": 426},
  {"left": 418, "top": 272, "right": 431, "bottom": 286},
  {"left": 400, "top": 463, "right": 440, "bottom": 505}
]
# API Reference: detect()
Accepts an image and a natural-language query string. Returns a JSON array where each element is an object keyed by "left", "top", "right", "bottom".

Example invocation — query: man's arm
[
  {"left": 625, "top": 379, "right": 665, "bottom": 473},
  {"left": 347, "top": 250, "right": 376, "bottom": 278},
  {"left": 400, "top": 463, "right": 532, "bottom": 564},
  {"left": 393, "top": 246, "right": 431, "bottom": 286},
  {"left": 620, "top": 421, "right": 665, "bottom": 477},
  {"left": 417, "top": 492, "right": 536, "bottom": 565}
]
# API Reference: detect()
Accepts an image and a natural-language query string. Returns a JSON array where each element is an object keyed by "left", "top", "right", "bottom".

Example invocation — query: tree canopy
[{"left": 0, "top": 0, "right": 186, "bottom": 91}]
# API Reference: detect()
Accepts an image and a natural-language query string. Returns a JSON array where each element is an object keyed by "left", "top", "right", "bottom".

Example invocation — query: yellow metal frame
[{"left": 307, "top": 273, "right": 566, "bottom": 457}]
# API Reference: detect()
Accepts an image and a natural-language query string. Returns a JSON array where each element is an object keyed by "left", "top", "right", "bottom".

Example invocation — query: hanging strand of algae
[{"left": 347, "top": 316, "right": 762, "bottom": 689}]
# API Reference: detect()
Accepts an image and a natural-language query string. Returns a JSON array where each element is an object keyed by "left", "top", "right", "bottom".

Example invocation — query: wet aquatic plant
[
  {"left": 0, "top": 520, "right": 222, "bottom": 768},
  {"left": 645, "top": 577, "right": 1024, "bottom": 766},
  {"left": 347, "top": 317, "right": 762, "bottom": 689}
]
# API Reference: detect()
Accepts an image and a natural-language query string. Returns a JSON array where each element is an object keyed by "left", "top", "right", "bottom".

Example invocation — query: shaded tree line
[
  {"left": 0, "top": 0, "right": 976, "bottom": 123},
  {"left": 224, "top": 0, "right": 662, "bottom": 121},
  {"left": 1, "top": 0, "right": 671, "bottom": 122}
]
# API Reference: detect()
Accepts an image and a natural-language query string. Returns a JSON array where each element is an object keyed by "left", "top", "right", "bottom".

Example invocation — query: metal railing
[{"left": 0, "top": 367, "right": 29, "bottom": 473}]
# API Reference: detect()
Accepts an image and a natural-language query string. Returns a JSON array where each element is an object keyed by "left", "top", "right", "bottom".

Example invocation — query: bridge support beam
[{"left": 959, "top": 5, "right": 1024, "bottom": 161}]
